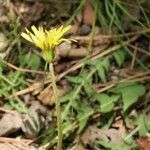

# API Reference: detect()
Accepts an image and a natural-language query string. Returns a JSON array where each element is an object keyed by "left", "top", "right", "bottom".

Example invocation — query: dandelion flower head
[{"left": 21, "top": 25, "right": 73, "bottom": 62}]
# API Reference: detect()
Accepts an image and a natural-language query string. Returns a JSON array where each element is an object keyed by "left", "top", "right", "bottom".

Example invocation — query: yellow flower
[{"left": 21, "top": 25, "right": 73, "bottom": 62}]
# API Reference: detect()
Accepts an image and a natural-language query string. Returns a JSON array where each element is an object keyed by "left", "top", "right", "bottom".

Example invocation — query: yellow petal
[
  {"left": 31, "top": 26, "right": 39, "bottom": 35},
  {"left": 21, "top": 32, "right": 33, "bottom": 42},
  {"left": 61, "top": 25, "right": 72, "bottom": 35}
]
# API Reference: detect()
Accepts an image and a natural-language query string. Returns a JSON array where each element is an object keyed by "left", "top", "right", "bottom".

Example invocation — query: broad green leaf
[
  {"left": 95, "top": 93, "right": 119, "bottom": 113},
  {"left": 111, "top": 83, "right": 146, "bottom": 111},
  {"left": 113, "top": 49, "right": 126, "bottom": 67},
  {"left": 135, "top": 113, "right": 149, "bottom": 136},
  {"left": 101, "top": 57, "right": 110, "bottom": 71},
  {"left": 77, "top": 106, "right": 93, "bottom": 133},
  {"left": 20, "top": 52, "right": 40, "bottom": 70},
  {"left": 20, "top": 52, "right": 31, "bottom": 67},
  {"left": 28, "top": 53, "right": 41, "bottom": 70},
  {"left": 97, "top": 66, "right": 106, "bottom": 83}
]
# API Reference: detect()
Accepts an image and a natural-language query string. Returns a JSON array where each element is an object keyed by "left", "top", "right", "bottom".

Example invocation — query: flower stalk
[
  {"left": 21, "top": 25, "right": 76, "bottom": 150},
  {"left": 49, "top": 63, "right": 62, "bottom": 150}
]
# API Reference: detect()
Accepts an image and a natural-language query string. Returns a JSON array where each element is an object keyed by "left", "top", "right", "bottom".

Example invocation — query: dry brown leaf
[
  {"left": 0, "top": 112, "right": 23, "bottom": 136},
  {"left": 38, "top": 85, "right": 71, "bottom": 106},
  {"left": 14, "top": 1, "right": 45, "bottom": 25},
  {"left": 0, "top": 1, "right": 9, "bottom": 23},
  {"left": 81, "top": 126, "right": 124, "bottom": 146},
  {"left": 83, "top": 0, "right": 94, "bottom": 26},
  {"left": 0, "top": 32, "right": 8, "bottom": 52},
  {"left": 137, "top": 137, "right": 150, "bottom": 150},
  {"left": 112, "top": 117, "right": 126, "bottom": 137},
  {"left": 0, "top": 143, "right": 13, "bottom": 150},
  {"left": 22, "top": 101, "right": 45, "bottom": 139}
]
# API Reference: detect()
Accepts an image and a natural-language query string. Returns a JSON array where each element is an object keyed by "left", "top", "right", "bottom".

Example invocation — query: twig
[
  {"left": 0, "top": 58, "right": 48, "bottom": 75},
  {"left": 73, "top": 28, "right": 150, "bottom": 41},
  {"left": 4, "top": 142, "right": 20, "bottom": 150},
  {"left": 130, "top": 44, "right": 137, "bottom": 69},
  {"left": 0, "top": 107, "right": 15, "bottom": 114},
  {"left": 128, "top": 44, "right": 150, "bottom": 56},
  {"left": 97, "top": 74, "right": 150, "bottom": 93},
  {"left": 0, "top": 137, "right": 32, "bottom": 144},
  {"left": 7, "top": 80, "right": 50, "bottom": 99}
]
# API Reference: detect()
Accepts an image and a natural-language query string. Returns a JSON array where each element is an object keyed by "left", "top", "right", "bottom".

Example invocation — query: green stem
[{"left": 49, "top": 63, "right": 62, "bottom": 150}]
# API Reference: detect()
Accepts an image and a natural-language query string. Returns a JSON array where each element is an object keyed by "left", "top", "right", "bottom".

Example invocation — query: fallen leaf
[
  {"left": 0, "top": 32, "right": 8, "bottom": 51},
  {"left": 83, "top": 0, "right": 94, "bottom": 26},
  {"left": 137, "top": 137, "right": 150, "bottom": 150},
  {"left": 22, "top": 101, "right": 45, "bottom": 138},
  {"left": 0, "top": 111, "right": 23, "bottom": 136},
  {"left": 38, "top": 85, "right": 71, "bottom": 106},
  {"left": 0, "top": 143, "right": 13, "bottom": 150},
  {"left": 81, "top": 126, "right": 124, "bottom": 146}
]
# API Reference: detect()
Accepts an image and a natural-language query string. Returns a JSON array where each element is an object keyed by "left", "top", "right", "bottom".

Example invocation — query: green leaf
[
  {"left": 4, "top": 97, "right": 28, "bottom": 113},
  {"left": 60, "top": 90, "right": 80, "bottom": 103},
  {"left": 84, "top": 83, "right": 95, "bottom": 96},
  {"left": 101, "top": 57, "right": 110, "bottom": 71},
  {"left": 66, "top": 69, "right": 92, "bottom": 84},
  {"left": 97, "top": 140, "right": 135, "bottom": 150},
  {"left": 113, "top": 49, "right": 126, "bottom": 67},
  {"left": 88, "top": 58, "right": 110, "bottom": 83},
  {"left": 97, "top": 67, "right": 106, "bottom": 83},
  {"left": 20, "top": 52, "right": 41, "bottom": 70},
  {"left": 65, "top": 76, "right": 83, "bottom": 84},
  {"left": 111, "top": 83, "right": 146, "bottom": 111},
  {"left": 77, "top": 106, "right": 93, "bottom": 133},
  {"left": 135, "top": 113, "right": 149, "bottom": 136},
  {"left": 95, "top": 93, "right": 119, "bottom": 113},
  {"left": 28, "top": 53, "right": 41, "bottom": 70}
]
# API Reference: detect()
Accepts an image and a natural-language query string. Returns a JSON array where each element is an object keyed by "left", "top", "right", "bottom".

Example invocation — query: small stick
[
  {"left": 130, "top": 44, "right": 137, "bottom": 69},
  {"left": 128, "top": 44, "right": 150, "bottom": 56},
  {"left": 0, "top": 137, "right": 32, "bottom": 144},
  {"left": 0, "top": 58, "right": 48, "bottom": 75},
  {"left": 0, "top": 107, "right": 15, "bottom": 114},
  {"left": 97, "top": 75, "right": 150, "bottom": 93}
]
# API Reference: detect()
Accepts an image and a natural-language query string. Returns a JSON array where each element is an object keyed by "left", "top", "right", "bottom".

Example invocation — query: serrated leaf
[
  {"left": 65, "top": 76, "right": 83, "bottom": 84},
  {"left": 60, "top": 90, "right": 80, "bottom": 103},
  {"left": 84, "top": 83, "right": 94, "bottom": 96},
  {"left": 111, "top": 83, "right": 146, "bottom": 112},
  {"left": 88, "top": 58, "right": 110, "bottom": 83},
  {"left": 77, "top": 106, "right": 93, "bottom": 133},
  {"left": 66, "top": 69, "right": 92, "bottom": 84},
  {"left": 95, "top": 93, "right": 119, "bottom": 113}
]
